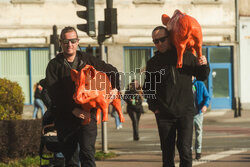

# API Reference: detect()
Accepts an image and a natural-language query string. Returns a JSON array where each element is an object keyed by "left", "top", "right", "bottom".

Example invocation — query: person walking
[
  {"left": 45, "top": 26, "right": 119, "bottom": 167},
  {"left": 32, "top": 81, "right": 45, "bottom": 119},
  {"left": 124, "top": 79, "right": 144, "bottom": 141},
  {"left": 192, "top": 76, "right": 210, "bottom": 160},
  {"left": 143, "top": 26, "right": 210, "bottom": 167}
]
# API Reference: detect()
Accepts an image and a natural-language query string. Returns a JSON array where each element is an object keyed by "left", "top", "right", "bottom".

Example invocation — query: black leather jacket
[
  {"left": 143, "top": 48, "right": 210, "bottom": 118},
  {"left": 124, "top": 88, "right": 144, "bottom": 113}
]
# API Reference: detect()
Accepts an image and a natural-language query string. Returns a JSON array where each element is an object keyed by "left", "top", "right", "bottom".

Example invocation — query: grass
[
  {"left": 0, "top": 151, "right": 117, "bottom": 167},
  {"left": 0, "top": 155, "right": 48, "bottom": 167},
  {"left": 95, "top": 151, "right": 117, "bottom": 160}
]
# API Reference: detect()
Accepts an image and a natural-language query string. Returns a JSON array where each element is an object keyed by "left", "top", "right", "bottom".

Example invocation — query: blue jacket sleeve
[{"left": 202, "top": 83, "right": 210, "bottom": 107}]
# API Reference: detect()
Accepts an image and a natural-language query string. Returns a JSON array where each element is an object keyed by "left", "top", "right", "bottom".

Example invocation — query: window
[
  {"left": 0, "top": 48, "right": 49, "bottom": 104},
  {"left": 123, "top": 47, "right": 153, "bottom": 90},
  {"left": 209, "top": 47, "right": 231, "bottom": 63}
]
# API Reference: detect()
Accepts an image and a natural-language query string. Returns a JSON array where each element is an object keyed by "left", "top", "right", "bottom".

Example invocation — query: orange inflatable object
[
  {"left": 71, "top": 65, "right": 125, "bottom": 125},
  {"left": 162, "top": 9, "right": 203, "bottom": 68}
]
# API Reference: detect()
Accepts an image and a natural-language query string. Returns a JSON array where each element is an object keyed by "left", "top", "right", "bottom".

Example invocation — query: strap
[{"left": 64, "top": 53, "right": 86, "bottom": 70}]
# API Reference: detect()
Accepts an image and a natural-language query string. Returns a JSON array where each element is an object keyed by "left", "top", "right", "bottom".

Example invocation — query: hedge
[{"left": 0, "top": 119, "right": 42, "bottom": 163}]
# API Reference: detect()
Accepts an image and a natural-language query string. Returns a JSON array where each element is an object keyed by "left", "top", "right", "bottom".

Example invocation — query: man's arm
[
  {"left": 202, "top": 83, "right": 210, "bottom": 113},
  {"left": 142, "top": 64, "right": 159, "bottom": 113},
  {"left": 45, "top": 59, "right": 61, "bottom": 105},
  {"left": 194, "top": 56, "right": 210, "bottom": 81}
]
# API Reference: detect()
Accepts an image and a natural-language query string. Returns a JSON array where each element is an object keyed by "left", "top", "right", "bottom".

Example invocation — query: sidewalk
[{"left": 204, "top": 109, "right": 250, "bottom": 124}]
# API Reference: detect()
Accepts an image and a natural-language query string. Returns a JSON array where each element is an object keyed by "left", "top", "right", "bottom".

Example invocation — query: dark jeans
[
  {"left": 127, "top": 110, "right": 141, "bottom": 140},
  {"left": 155, "top": 114, "right": 193, "bottom": 167},
  {"left": 57, "top": 113, "right": 97, "bottom": 167}
]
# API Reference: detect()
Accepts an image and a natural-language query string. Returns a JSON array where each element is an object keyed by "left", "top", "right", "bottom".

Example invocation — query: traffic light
[
  {"left": 76, "top": 0, "right": 96, "bottom": 37},
  {"left": 105, "top": 8, "right": 117, "bottom": 35}
]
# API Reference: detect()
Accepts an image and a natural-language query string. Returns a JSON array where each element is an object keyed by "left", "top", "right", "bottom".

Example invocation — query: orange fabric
[
  {"left": 162, "top": 9, "right": 203, "bottom": 68},
  {"left": 71, "top": 65, "right": 125, "bottom": 125}
]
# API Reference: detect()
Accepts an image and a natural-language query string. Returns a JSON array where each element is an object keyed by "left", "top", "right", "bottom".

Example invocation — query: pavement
[{"left": 22, "top": 106, "right": 250, "bottom": 167}]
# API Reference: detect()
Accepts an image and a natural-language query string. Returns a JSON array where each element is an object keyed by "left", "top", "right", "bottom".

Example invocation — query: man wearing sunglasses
[
  {"left": 45, "top": 26, "right": 119, "bottom": 167},
  {"left": 143, "top": 26, "right": 210, "bottom": 167}
]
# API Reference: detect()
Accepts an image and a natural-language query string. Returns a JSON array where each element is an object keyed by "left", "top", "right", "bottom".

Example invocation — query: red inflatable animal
[
  {"left": 71, "top": 65, "right": 125, "bottom": 125},
  {"left": 162, "top": 9, "right": 203, "bottom": 68}
]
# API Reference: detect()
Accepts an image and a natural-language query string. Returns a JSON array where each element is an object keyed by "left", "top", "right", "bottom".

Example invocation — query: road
[{"left": 95, "top": 110, "right": 250, "bottom": 167}]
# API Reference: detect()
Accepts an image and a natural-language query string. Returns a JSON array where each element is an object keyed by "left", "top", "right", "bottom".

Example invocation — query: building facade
[{"left": 0, "top": 0, "right": 249, "bottom": 110}]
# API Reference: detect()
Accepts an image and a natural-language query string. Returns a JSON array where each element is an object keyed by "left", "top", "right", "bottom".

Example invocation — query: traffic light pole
[
  {"left": 49, "top": 44, "right": 55, "bottom": 60},
  {"left": 99, "top": 0, "right": 118, "bottom": 154},
  {"left": 49, "top": 25, "right": 59, "bottom": 60},
  {"left": 76, "top": 0, "right": 118, "bottom": 154},
  {"left": 98, "top": 20, "right": 108, "bottom": 153},
  {"left": 101, "top": 44, "right": 108, "bottom": 153}
]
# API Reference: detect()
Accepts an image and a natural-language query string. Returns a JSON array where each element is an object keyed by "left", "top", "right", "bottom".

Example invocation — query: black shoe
[{"left": 196, "top": 153, "right": 201, "bottom": 160}]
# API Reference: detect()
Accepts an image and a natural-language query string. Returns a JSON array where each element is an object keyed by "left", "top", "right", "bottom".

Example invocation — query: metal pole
[
  {"left": 106, "top": 0, "right": 113, "bottom": 8},
  {"left": 234, "top": 97, "right": 238, "bottom": 117},
  {"left": 101, "top": 117, "right": 108, "bottom": 153},
  {"left": 100, "top": 43, "right": 108, "bottom": 153},
  {"left": 235, "top": 0, "right": 241, "bottom": 117},
  {"left": 49, "top": 44, "right": 55, "bottom": 60}
]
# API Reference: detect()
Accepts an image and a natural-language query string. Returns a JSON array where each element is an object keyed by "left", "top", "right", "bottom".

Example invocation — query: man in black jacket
[
  {"left": 124, "top": 79, "right": 144, "bottom": 141},
  {"left": 45, "top": 26, "right": 119, "bottom": 167},
  {"left": 143, "top": 26, "right": 210, "bottom": 167}
]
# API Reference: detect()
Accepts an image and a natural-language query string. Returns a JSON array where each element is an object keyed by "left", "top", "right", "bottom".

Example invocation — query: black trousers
[
  {"left": 57, "top": 113, "right": 97, "bottom": 167},
  {"left": 155, "top": 114, "right": 193, "bottom": 167},
  {"left": 127, "top": 110, "right": 141, "bottom": 140}
]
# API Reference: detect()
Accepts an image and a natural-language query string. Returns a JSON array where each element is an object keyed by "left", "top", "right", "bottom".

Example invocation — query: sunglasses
[
  {"left": 153, "top": 36, "right": 168, "bottom": 44},
  {"left": 61, "top": 38, "right": 79, "bottom": 44}
]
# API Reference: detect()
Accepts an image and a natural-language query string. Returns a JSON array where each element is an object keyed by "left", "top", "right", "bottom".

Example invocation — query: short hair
[
  {"left": 60, "top": 26, "right": 78, "bottom": 39},
  {"left": 152, "top": 26, "right": 169, "bottom": 37}
]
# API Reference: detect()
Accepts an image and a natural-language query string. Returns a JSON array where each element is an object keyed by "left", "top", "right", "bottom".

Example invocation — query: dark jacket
[
  {"left": 124, "top": 88, "right": 144, "bottom": 113},
  {"left": 45, "top": 51, "right": 120, "bottom": 127},
  {"left": 34, "top": 86, "right": 42, "bottom": 99},
  {"left": 143, "top": 48, "right": 210, "bottom": 118}
]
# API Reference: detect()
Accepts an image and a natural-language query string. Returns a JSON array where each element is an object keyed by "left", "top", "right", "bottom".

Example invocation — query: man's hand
[
  {"left": 72, "top": 108, "right": 90, "bottom": 120},
  {"left": 201, "top": 106, "right": 207, "bottom": 113},
  {"left": 197, "top": 56, "right": 207, "bottom": 66}
]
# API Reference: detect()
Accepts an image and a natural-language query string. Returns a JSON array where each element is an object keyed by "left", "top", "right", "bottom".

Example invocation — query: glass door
[
  {"left": 209, "top": 64, "right": 232, "bottom": 109},
  {"left": 206, "top": 47, "right": 233, "bottom": 109}
]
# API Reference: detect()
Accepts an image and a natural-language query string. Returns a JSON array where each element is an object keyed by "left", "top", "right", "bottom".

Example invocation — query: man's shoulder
[
  {"left": 77, "top": 50, "right": 87, "bottom": 59},
  {"left": 49, "top": 53, "right": 63, "bottom": 64},
  {"left": 77, "top": 50, "right": 98, "bottom": 63},
  {"left": 47, "top": 55, "right": 59, "bottom": 65},
  {"left": 147, "top": 52, "right": 159, "bottom": 64}
]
